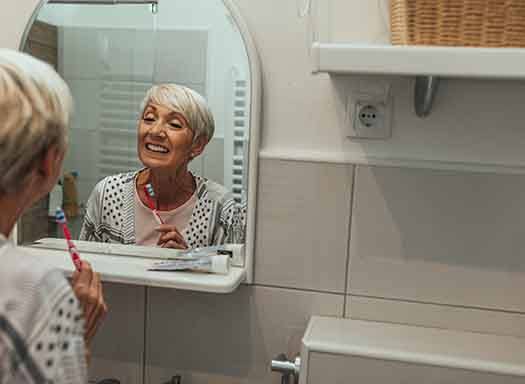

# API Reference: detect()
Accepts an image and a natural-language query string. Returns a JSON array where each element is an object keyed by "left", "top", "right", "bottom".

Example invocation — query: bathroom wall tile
[
  {"left": 153, "top": 30, "right": 208, "bottom": 85},
  {"left": 88, "top": 283, "right": 145, "bottom": 384},
  {"left": 66, "top": 79, "right": 101, "bottom": 134},
  {"left": 203, "top": 137, "right": 225, "bottom": 185},
  {"left": 348, "top": 165, "right": 525, "bottom": 309},
  {"left": 188, "top": 137, "right": 225, "bottom": 186},
  {"left": 61, "top": 27, "right": 102, "bottom": 80},
  {"left": 346, "top": 295, "right": 525, "bottom": 338},
  {"left": 254, "top": 159, "right": 353, "bottom": 293},
  {"left": 144, "top": 285, "right": 344, "bottom": 384},
  {"left": 132, "top": 30, "right": 155, "bottom": 81}
]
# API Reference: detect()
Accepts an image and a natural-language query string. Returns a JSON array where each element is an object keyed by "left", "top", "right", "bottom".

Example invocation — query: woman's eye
[
  {"left": 143, "top": 117, "right": 155, "bottom": 123},
  {"left": 169, "top": 122, "right": 182, "bottom": 129}
]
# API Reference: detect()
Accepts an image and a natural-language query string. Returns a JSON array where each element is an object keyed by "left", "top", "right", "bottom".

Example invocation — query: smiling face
[{"left": 138, "top": 103, "right": 206, "bottom": 173}]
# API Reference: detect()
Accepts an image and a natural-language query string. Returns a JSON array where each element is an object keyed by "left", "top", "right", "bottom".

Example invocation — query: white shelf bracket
[{"left": 414, "top": 76, "right": 440, "bottom": 118}]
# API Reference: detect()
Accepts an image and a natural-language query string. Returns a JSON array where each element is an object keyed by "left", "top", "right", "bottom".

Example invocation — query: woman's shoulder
[
  {"left": 0, "top": 245, "right": 86, "bottom": 383},
  {"left": 99, "top": 171, "right": 138, "bottom": 188},
  {"left": 90, "top": 170, "right": 139, "bottom": 196},
  {"left": 0, "top": 244, "right": 69, "bottom": 296},
  {"left": 195, "top": 175, "right": 231, "bottom": 202},
  {"left": 0, "top": 244, "right": 74, "bottom": 332}
]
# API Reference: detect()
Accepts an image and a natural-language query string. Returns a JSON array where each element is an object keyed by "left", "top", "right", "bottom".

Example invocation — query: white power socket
[{"left": 347, "top": 94, "right": 392, "bottom": 140}]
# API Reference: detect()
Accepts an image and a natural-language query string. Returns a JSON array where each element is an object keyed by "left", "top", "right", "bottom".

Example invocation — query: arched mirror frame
[{"left": 16, "top": 0, "right": 262, "bottom": 284}]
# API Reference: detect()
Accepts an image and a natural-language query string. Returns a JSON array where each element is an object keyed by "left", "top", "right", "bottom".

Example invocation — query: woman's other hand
[
  {"left": 72, "top": 261, "right": 108, "bottom": 347},
  {"left": 155, "top": 224, "right": 188, "bottom": 249}
]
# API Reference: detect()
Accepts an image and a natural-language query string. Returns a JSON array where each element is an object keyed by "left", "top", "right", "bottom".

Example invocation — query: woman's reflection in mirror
[{"left": 79, "top": 84, "right": 245, "bottom": 249}]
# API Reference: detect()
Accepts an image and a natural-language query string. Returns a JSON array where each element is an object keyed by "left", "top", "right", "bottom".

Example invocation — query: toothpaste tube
[
  {"left": 178, "top": 244, "right": 243, "bottom": 259},
  {"left": 148, "top": 254, "right": 230, "bottom": 275}
]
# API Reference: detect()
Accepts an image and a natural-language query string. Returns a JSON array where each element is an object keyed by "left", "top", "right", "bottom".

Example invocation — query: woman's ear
[
  {"left": 37, "top": 145, "right": 64, "bottom": 190},
  {"left": 190, "top": 135, "right": 208, "bottom": 159}
]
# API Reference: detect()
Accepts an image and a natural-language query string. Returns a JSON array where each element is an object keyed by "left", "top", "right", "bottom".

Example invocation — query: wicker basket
[{"left": 391, "top": 0, "right": 525, "bottom": 47}]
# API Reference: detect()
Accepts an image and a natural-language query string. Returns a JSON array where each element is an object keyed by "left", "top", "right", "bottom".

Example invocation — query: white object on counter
[
  {"left": 149, "top": 254, "right": 231, "bottom": 275},
  {"left": 180, "top": 243, "right": 245, "bottom": 266},
  {"left": 48, "top": 183, "right": 63, "bottom": 217}
]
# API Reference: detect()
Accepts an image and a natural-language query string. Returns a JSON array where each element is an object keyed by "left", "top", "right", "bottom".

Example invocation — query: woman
[
  {"left": 0, "top": 49, "right": 107, "bottom": 383},
  {"left": 80, "top": 84, "right": 245, "bottom": 249}
]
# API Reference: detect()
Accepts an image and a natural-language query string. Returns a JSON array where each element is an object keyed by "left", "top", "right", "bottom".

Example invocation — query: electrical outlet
[
  {"left": 358, "top": 104, "right": 380, "bottom": 128},
  {"left": 350, "top": 101, "right": 391, "bottom": 139},
  {"left": 347, "top": 86, "right": 393, "bottom": 140}
]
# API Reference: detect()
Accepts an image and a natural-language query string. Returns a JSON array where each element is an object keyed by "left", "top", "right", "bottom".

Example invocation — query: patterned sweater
[
  {"left": 79, "top": 171, "right": 245, "bottom": 248},
  {"left": 0, "top": 237, "right": 86, "bottom": 384}
]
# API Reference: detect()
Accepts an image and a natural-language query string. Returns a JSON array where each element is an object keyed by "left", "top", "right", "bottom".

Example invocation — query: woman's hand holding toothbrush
[
  {"left": 71, "top": 261, "right": 108, "bottom": 361},
  {"left": 155, "top": 224, "right": 188, "bottom": 249}
]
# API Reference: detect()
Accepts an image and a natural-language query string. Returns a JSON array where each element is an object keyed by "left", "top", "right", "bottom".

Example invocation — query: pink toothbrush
[
  {"left": 144, "top": 183, "right": 164, "bottom": 224},
  {"left": 55, "top": 208, "right": 82, "bottom": 271}
]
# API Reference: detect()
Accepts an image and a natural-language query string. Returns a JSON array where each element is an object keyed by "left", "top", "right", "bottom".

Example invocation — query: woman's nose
[{"left": 148, "top": 120, "right": 166, "bottom": 137}]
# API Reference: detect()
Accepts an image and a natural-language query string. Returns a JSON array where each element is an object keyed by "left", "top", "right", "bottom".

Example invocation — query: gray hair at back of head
[
  {"left": 140, "top": 84, "right": 215, "bottom": 142},
  {"left": 0, "top": 49, "right": 72, "bottom": 195}
]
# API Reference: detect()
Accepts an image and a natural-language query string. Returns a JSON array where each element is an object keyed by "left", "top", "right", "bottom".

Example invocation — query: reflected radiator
[
  {"left": 232, "top": 78, "right": 248, "bottom": 203},
  {"left": 98, "top": 79, "right": 149, "bottom": 179}
]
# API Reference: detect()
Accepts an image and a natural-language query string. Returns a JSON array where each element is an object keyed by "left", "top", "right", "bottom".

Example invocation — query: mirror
[{"left": 18, "top": 0, "right": 258, "bottom": 266}]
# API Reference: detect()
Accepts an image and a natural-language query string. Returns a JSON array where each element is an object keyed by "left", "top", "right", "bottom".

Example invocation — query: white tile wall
[
  {"left": 153, "top": 30, "right": 208, "bottom": 84},
  {"left": 61, "top": 28, "right": 102, "bottom": 79},
  {"left": 233, "top": 0, "right": 342, "bottom": 152},
  {"left": 203, "top": 137, "right": 225, "bottom": 185},
  {"left": 350, "top": 165, "right": 525, "bottom": 271},
  {"left": 144, "top": 285, "right": 344, "bottom": 384},
  {"left": 254, "top": 159, "right": 353, "bottom": 293},
  {"left": 346, "top": 295, "right": 525, "bottom": 338},
  {"left": 348, "top": 165, "right": 525, "bottom": 311},
  {"left": 89, "top": 283, "right": 145, "bottom": 384}
]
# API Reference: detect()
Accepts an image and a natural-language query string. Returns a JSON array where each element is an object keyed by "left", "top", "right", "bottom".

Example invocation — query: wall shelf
[
  {"left": 312, "top": 43, "right": 525, "bottom": 117},
  {"left": 21, "top": 244, "right": 246, "bottom": 293},
  {"left": 312, "top": 43, "right": 525, "bottom": 79}
]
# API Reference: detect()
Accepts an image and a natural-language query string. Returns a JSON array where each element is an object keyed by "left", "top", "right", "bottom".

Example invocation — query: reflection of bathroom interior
[
  {"left": 20, "top": 1, "right": 249, "bottom": 242},
  {"left": 7, "top": 0, "right": 525, "bottom": 383}
]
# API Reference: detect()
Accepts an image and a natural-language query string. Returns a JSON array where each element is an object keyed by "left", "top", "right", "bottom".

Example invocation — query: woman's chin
[
  {"left": 139, "top": 154, "right": 168, "bottom": 167},
  {"left": 140, "top": 160, "right": 181, "bottom": 173},
  {"left": 138, "top": 153, "right": 188, "bottom": 173}
]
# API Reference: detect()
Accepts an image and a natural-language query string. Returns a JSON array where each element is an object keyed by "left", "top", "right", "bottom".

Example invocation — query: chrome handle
[{"left": 271, "top": 353, "right": 301, "bottom": 384}]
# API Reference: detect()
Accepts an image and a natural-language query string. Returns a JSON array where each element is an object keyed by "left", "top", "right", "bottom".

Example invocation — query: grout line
[
  {"left": 349, "top": 293, "right": 525, "bottom": 316},
  {"left": 252, "top": 283, "right": 345, "bottom": 296},
  {"left": 141, "top": 286, "right": 148, "bottom": 384},
  {"left": 342, "top": 165, "right": 357, "bottom": 317}
]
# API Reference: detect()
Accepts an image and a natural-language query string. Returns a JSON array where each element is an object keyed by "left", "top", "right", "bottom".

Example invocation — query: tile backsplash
[{"left": 254, "top": 159, "right": 353, "bottom": 293}]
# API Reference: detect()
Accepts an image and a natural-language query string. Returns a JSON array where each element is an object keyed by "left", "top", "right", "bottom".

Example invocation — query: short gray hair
[
  {"left": 140, "top": 84, "right": 215, "bottom": 142},
  {"left": 0, "top": 49, "right": 73, "bottom": 195}
]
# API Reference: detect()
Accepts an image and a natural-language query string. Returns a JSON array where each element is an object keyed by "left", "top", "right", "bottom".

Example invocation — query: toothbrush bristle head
[
  {"left": 145, "top": 183, "right": 155, "bottom": 197},
  {"left": 55, "top": 208, "right": 66, "bottom": 224}
]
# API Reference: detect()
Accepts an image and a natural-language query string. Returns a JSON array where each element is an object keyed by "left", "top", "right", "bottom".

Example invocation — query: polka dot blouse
[{"left": 79, "top": 170, "right": 246, "bottom": 248}]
